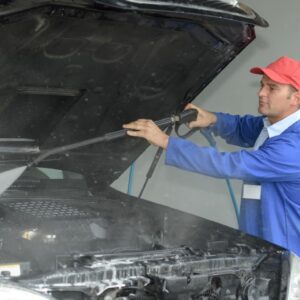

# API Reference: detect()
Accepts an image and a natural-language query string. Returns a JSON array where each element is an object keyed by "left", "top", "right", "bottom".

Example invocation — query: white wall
[{"left": 112, "top": 0, "right": 300, "bottom": 229}]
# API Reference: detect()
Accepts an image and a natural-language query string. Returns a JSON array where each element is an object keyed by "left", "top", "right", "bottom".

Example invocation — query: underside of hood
[{"left": 0, "top": 0, "right": 268, "bottom": 190}]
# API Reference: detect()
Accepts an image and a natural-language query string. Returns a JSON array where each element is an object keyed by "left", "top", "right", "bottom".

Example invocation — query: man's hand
[
  {"left": 123, "top": 104, "right": 215, "bottom": 148},
  {"left": 123, "top": 119, "right": 169, "bottom": 149},
  {"left": 185, "top": 103, "right": 217, "bottom": 128}
]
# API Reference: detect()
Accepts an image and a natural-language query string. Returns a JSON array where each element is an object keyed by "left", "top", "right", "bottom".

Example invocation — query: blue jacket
[{"left": 165, "top": 112, "right": 300, "bottom": 256}]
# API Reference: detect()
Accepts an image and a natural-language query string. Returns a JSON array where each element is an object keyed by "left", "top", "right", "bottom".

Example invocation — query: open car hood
[
  {"left": 2, "top": 1, "right": 299, "bottom": 300},
  {"left": 0, "top": 0, "right": 268, "bottom": 189}
]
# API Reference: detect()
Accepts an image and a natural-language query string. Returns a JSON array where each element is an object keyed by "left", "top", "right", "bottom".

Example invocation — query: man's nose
[{"left": 258, "top": 87, "right": 267, "bottom": 97}]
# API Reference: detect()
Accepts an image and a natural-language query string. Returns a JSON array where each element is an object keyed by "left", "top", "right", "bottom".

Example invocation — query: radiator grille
[{"left": 1, "top": 198, "right": 97, "bottom": 219}]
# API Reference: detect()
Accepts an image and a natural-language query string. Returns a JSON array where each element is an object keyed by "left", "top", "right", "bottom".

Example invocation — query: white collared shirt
[{"left": 254, "top": 109, "right": 300, "bottom": 150}]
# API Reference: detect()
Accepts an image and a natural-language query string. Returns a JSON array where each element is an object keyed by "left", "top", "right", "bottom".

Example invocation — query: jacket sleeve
[
  {"left": 165, "top": 135, "right": 300, "bottom": 182},
  {"left": 212, "top": 113, "right": 264, "bottom": 148}
]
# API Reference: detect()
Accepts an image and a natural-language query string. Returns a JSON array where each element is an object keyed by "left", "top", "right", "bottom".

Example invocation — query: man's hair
[
  {"left": 288, "top": 85, "right": 298, "bottom": 101},
  {"left": 288, "top": 85, "right": 300, "bottom": 109},
  {"left": 289, "top": 85, "right": 298, "bottom": 94}
]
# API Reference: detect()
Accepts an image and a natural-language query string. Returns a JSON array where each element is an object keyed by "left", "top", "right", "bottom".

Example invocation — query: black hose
[{"left": 29, "top": 109, "right": 198, "bottom": 167}]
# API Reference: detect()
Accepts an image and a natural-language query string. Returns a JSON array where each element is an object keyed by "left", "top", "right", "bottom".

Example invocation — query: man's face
[{"left": 258, "top": 75, "right": 299, "bottom": 123}]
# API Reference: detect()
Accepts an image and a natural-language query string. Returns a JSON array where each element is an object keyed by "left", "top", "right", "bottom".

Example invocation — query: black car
[{"left": 0, "top": 1, "right": 298, "bottom": 299}]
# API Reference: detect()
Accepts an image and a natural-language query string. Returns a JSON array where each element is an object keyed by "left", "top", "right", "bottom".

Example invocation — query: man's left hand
[{"left": 123, "top": 119, "right": 169, "bottom": 149}]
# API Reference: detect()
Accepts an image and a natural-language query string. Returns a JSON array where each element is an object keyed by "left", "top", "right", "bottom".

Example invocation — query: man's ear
[{"left": 294, "top": 91, "right": 300, "bottom": 108}]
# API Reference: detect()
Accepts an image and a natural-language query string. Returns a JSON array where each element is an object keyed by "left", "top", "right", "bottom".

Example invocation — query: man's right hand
[{"left": 185, "top": 103, "right": 217, "bottom": 128}]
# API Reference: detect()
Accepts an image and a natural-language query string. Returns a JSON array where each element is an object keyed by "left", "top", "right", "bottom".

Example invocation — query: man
[{"left": 123, "top": 56, "right": 300, "bottom": 256}]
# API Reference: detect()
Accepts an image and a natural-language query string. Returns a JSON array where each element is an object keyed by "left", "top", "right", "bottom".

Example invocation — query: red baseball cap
[{"left": 250, "top": 56, "right": 300, "bottom": 91}]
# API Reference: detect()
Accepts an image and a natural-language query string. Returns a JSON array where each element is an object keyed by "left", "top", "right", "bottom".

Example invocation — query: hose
[{"left": 199, "top": 127, "right": 240, "bottom": 222}]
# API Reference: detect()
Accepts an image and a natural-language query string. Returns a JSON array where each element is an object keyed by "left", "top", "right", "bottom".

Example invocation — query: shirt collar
[{"left": 263, "top": 109, "right": 300, "bottom": 138}]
